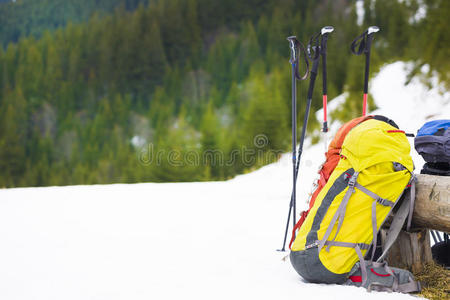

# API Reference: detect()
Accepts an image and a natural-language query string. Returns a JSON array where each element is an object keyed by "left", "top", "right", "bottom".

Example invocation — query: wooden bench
[{"left": 383, "top": 174, "right": 449, "bottom": 272}]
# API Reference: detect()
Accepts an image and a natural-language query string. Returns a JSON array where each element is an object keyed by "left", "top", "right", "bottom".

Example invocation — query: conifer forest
[{"left": 0, "top": 0, "right": 448, "bottom": 187}]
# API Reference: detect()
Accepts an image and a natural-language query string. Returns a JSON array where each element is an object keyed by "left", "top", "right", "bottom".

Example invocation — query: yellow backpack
[{"left": 290, "top": 118, "right": 421, "bottom": 292}]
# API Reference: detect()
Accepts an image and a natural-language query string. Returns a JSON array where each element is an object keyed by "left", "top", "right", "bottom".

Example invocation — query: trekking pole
[
  {"left": 319, "top": 26, "right": 334, "bottom": 150},
  {"left": 351, "top": 26, "right": 380, "bottom": 116},
  {"left": 430, "top": 230, "right": 439, "bottom": 244},
  {"left": 284, "top": 27, "right": 332, "bottom": 250},
  {"left": 278, "top": 36, "right": 309, "bottom": 252}
]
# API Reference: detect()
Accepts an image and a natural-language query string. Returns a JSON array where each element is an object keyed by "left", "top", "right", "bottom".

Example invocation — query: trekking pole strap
[
  {"left": 351, "top": 31, "right": 367, "bottom": 55},
  {"left": 351, "top": 26, "right": 379, "bottom": 55},
  {"left": 287, "top": 36, "right": 310, "bottom": 81},
  {"left": 305, "top": 31, "right": 321, "bottom": 102}
]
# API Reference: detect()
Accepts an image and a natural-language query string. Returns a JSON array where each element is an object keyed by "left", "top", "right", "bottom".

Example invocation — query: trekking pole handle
[
  {"left": 364, "top": 26, "right": 380, "bottom": 54},
  {"left": 365, "top": 26, "right": 379, "bottom": 54},
  {"left": 350, "top": 26, "right": 380, "bottom": 115},
  {"left": 350, "top": 26, "right": 380, "bottom": 55},
  {"left": 367, "top": 26, "right": 380, "bottom": 35},
  {"left": 363, "top": 26, "right": 379, "bottom": 93},
  {"left": 321, "top": 26, "right": 334, "bottom": 35},
  {"left": 320, "top": 26, "right": 334, "bottom": 49},
  {"left": 287, "top": 36, "right": 310, "bottom": 80},
  {"left": 319, "top": 26, "right": 334, "bottom": 77},
  {"left": 287, "top": 36, "right": 298, "bottom": 64}
]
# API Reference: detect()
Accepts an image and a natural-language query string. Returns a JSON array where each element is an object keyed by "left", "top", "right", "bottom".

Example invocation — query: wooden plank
[
  {"left": 381, "top": 229, "right": 433, "bottom": 273},
  {"left": 413, "top": 174, "right": 450, "bottom": 232}
]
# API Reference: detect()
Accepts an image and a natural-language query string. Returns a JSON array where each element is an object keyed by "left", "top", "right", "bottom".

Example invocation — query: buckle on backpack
[
  {"left": 305, "top": 241, "right": 319, "bottom": 250},
  {"left": 348, "top": 175, "right": 357, "bottom": 188},
  {"left": 376, "top": 197, "right": 393, "bottom": 207},
  {"left": 356, "top": 243, "right": 371, "bottom": 250}
]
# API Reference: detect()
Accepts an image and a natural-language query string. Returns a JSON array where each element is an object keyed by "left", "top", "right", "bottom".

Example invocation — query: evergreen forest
[{"left": 0, "top": 0, "right": 448, "bottom": 187}]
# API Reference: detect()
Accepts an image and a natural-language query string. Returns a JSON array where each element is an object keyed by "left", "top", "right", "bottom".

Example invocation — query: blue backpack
[
  {"left": 415, "top": 120, "right": 450, "bottom": 163},
  {"left": 414, "top": 120, "right": 450, "bottom": 176}
]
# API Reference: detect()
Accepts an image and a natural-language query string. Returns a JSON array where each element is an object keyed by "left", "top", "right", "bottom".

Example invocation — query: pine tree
[
  {"left": 200, "top": 101, "right": 220, "bottom": 179},
  {"left": 0, "top": 88, "right": 27, "bottom": 186}
]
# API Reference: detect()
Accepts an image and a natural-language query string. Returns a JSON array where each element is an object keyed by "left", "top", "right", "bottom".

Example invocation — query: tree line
[{"left": 0, "top": 0, "right": 447, "bottom": 187}]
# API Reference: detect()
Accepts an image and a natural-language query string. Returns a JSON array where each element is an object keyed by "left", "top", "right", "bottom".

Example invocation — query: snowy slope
[{"left": 0, "top": 62, "right": 448, "bottom": 300}]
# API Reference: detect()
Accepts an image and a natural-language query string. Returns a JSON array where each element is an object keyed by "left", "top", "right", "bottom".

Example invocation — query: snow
[
  {"left": 0, "top": 61, "right": 447, "bottom": 299},
  {"left": 370, "top": 62, "right": 450, "bottom": 171},
  {"left": 371, "top": 62, "right": 449, "bottom": 133},
  {"left": 409, "top": 0, "right": 427, "bottom": 23},
  {"left": 355, "top": 0, "right": 365, "bottom": 26},
  {"left": 131, "top": 135, "right": 146, "bottom": 148}
]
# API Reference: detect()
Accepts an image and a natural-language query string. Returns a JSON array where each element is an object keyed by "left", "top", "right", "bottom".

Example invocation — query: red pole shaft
[{"left": 362, "top": 93, "right": 368, "bottom": 116}]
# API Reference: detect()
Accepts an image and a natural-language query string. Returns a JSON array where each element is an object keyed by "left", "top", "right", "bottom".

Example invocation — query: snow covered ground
[{"left": 0, "top": 62, "right": 448, "bottom": 300}]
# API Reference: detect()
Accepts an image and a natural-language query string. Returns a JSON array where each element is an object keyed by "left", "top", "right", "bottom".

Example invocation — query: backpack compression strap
[{"left": 377, "top": 176, "right": 416, "bottom": 262}]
